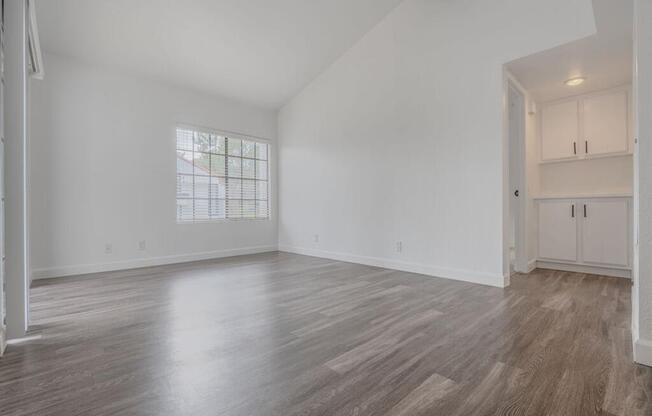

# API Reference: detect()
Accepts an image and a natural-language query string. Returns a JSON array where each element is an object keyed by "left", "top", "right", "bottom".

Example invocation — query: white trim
[
  {"left": 6, "top": 333, "right": 41, "bottom": 345},
  {"left": 538, "top": 152, "right": 634, "bottom": 165},
  {"left": 632, "top": 0, "right": 642, "bottom": 365},
  {"left": 5, "top": 0, "right": 30, "bottom": 340},
  {"left": 527, "top": 259, "right": 537, "bottom": 273},
  {"left": 176, "top": 122, "right": 273, "bottom": 144},
  {"left": 634, "top": 338, "right": 652, "bottom": 367},
  {"left": 176, "top": 218, "right": 272, "bottom": 225},
  {"left": 536, "top": 260, "right": 631, "bottom": 278},
  {"left": 505, "top": 70, "right": 529, "bottom": 97},
  {"left": 0, "top": 326, "right": 5, "bottom": 356},
  {"left": 279, "top": 246, "right": 508, "bottom": 288},
  {"left": 26, "top": 0, "right": 44, "bottom": 80},
  {"left": 533, "top": 193, "right": 633, "bottom": 200},
  {"left": 504, "top": 70, "right": 529, "bottom": 276},
  {"left": 31, "top": 245, "right": 277, "bottom": 280}
]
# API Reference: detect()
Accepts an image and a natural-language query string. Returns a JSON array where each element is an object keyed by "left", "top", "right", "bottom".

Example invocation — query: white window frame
[{"left": 175, "top": 124, "right": 271, "bottom": 223}]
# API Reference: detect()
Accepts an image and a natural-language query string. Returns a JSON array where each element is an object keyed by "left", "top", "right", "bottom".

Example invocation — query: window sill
[{"left": 176, "top": 218, "right": 271, "bottom": 225}]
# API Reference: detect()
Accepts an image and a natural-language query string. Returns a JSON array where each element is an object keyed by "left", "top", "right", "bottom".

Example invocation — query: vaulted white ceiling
[
  {"left": 507, "top": 0, "right": 633, "bottom": 102},
  {"left": 35, "top": 0, "right": 404, "bottom": 109}
]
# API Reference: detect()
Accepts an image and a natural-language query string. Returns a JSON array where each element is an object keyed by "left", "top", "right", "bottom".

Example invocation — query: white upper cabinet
[
  {"left": 581, "top": 199, "right": 630, "bottom": 267},
  {"left": 582, "top": 90, "right": 629, "bottom": 157},
  {"left": 541, "top": 100, "right": 579, "bottom": 161},
  {"left": 539, "top": 87, "right": 630, "bottom": 162}
]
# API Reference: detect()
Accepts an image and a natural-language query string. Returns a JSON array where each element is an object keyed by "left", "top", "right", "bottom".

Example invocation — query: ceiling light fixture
[{"left": 565, "top": 77, "right": 586, "bottom": 87}]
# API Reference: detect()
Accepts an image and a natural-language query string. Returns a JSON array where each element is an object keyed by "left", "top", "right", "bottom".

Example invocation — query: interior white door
[
  {"left": 583, "top": 90, "right": 629, "bottom": 156},
  {"left": 508, "top": 83, "right": 526, "bottom": 273},
  {"left": 581, "top": 199, "right": 629, "bottom": 267},
  {"left": 541, "top": 100, "right": 579, "bottom": 161},
  {"left": 538, "top": 200, "right": 578, "bottom": 262}
]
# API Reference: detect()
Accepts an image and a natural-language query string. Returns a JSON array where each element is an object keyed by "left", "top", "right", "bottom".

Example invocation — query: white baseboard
[
  {"left": 31, "top": 245, "right": 278, "bottom": 280},
  {"left": 0, "top": 326, "right": 5, "bottom": 357},
  {"left": 527, "top": 259, "right": 537, "bottom": 273},
  {"left": 536, "top": 261, "right": 631, "bottom": 278},
  {"left": 279, "top": 245, "right": 507, "bottom": 288},
  {"left": 634, "top": 338, "right": 652, "bottom": 367},
  {"left": 6, "top": 333, "right": 42, "bottom": 345}
]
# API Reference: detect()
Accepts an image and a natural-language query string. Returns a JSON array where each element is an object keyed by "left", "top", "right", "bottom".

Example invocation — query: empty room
[{"left": 2, "top": 0, "right": 652, "bottom": 415}]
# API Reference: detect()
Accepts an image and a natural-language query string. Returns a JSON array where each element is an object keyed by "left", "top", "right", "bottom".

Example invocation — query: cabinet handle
[
  {"left": 572, "top": 204, "right": 575, "bottom": 218},
  {"left": 584, "top": 204, "right": 587, "bottom": 218},
  {"left": 585, "top": 140, "right": 589, "bottom": 154},
  {"left": 573, "top": 142, "right": 577, "bottom": 155}
]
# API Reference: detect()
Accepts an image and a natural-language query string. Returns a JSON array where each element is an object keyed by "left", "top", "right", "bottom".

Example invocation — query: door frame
[
  {"left": 4, "top": 0, "right": 29, "bottom": 343},
  {"left": 503, "top": 70, "right": 529, "bottom": 280},
  {"left": 0, "top": 0, "right": 5, "bottom": 356}
]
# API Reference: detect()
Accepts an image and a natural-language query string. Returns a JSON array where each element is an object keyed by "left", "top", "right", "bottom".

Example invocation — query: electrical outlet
[
  {"left": 138, "top": 240, "right": 146, "bottom": 251},
  {"left": 104, "top": 243, "right": 113, "bottom": 254},
  {"left": 314, "top": 234, "right": 320, "bottom": 243},
  {"left": 396, "top": 241, "right": 403, "bottom": 253}
]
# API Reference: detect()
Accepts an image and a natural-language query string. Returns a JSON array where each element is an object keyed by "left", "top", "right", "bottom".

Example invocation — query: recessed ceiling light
[{"left": 565, "top": 77, "right": 586, "bottom": 87}]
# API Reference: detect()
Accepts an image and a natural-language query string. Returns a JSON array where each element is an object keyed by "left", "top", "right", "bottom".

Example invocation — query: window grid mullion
[
  {"left": 208, "top": 151, "right": 212, "bottom": 219},
  {"left": 178, "top": 172, "right": 266, "bottom": 182},
  {"left": 192, "top": 131, "right": 196, "bottom": 221},
  {"left": 175, "top": 150, "right": 267, "bottom": 162},
  {"left": 255, "top": 148, "right": 258, "bottom": 218},
  {"left": 225, "top": 137, "right": 230, "bottom": 219}
]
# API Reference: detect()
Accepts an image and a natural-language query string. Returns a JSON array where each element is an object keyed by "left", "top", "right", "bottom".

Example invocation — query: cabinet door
[
  {"left": 538, "top": 200, "right": 577, "bottom": 262},
  {"left": 583, "top": 91, "right": 629, "bottom": 156},
  {"left": 581, "top": 199, "right": 629, "bottom": 267},
  {"left": 541, "top": 100, "right": 579, "bottom": 161}
]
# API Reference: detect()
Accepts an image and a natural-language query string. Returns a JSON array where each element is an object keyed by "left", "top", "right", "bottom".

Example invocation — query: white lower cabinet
[
  {"left": 581, "top": 199, "right": 630, "bottom": 267},
  {"left": 537, "top": 197, "right": 631, "bottom": 270},
  {"left": 538, "top": 200, "right": 578, "bottom": 262}
]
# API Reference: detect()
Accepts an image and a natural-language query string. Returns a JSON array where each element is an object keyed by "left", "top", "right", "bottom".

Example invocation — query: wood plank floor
[{"left": 0, "top": 252, "right": 651, "bottom": 415}]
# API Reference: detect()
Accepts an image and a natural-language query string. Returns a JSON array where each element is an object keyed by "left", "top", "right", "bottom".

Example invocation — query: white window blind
[{"left": 176, "top": 127, "right": 270, "bottom": 222}]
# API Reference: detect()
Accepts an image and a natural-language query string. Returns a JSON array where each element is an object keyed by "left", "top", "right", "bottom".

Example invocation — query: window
[{"left": 176, "top": 126, "right": 270, "bottom": 222}]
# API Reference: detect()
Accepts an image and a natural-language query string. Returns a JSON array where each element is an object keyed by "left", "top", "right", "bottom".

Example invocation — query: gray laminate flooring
[{"left": 0, "top": 252, "right": 650, "bottom": 415}]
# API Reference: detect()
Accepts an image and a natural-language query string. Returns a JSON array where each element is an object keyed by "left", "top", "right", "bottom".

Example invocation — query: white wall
[
  {"left": 278, "top": 0, "right": 596, "bottom": 287},
  {"left": 538, "top": 156, "right": 633, "bottom": 195},
  {"left": 634, "top": 0, "right": 652, "bottom": 366},
  {"left": 29, "top": 53, "right": 278, "bottom": 278}
]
